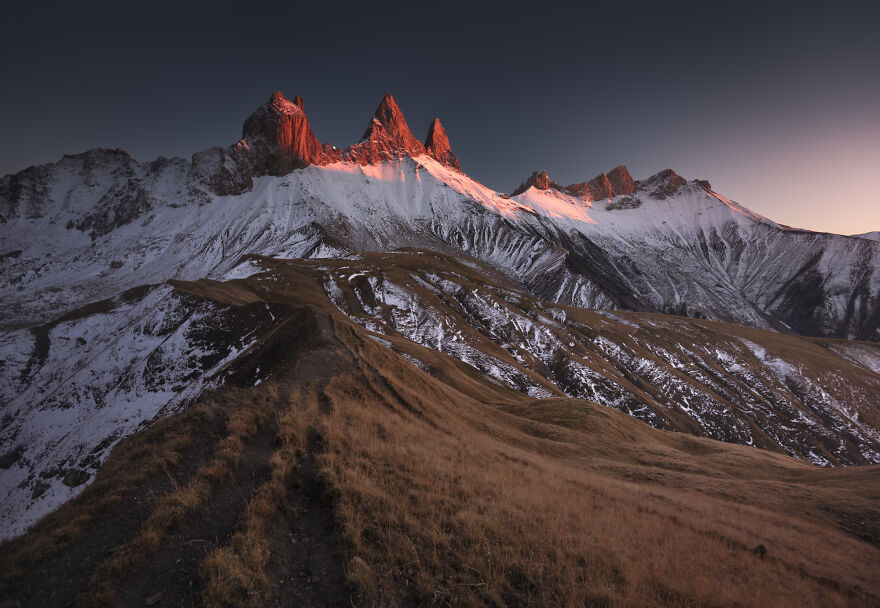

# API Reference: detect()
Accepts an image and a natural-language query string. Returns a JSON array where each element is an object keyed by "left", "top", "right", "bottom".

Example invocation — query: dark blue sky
[{"left": 2, "top": 0, "right": 878, "bottom": 233}]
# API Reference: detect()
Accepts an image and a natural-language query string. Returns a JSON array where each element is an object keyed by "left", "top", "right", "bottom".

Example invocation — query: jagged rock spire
[
  {"left": 237, "top": 91, "right": 462, "bottom": 171},
  {"left": 346, "top": 94, "right": 426, "bottom": 164},
  {"left": 425, "top": 118, "right": 460, "bottom": 170},
  {"left": 363, "top": 94, "right": 421, "bottom": 147},
  {"left": 241, "top": 91, "right": 326, "bottom": 176},
  {"left": 511, "top": 166, "right": 636, "bottom": 200}
]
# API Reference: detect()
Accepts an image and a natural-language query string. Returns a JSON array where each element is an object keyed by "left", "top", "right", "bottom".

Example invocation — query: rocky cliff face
[
  {"left": 176, "top": 92, "right": 461, "bottom": 195},
  {"left": 424, "top": 118, "right": 460, "bottom": 170},
  {"left": 511, "top": 166, "right": 637, "bottom": 201},
  {"left": 511, "top": 170, "right": 562, "bottom": 196},
  {"left": 606, "top": 165, "right": 636, "bottom": 196},
  {"left": 565, "top": 166, "right": 636, "bottom": 200},
  {"left": 637, "top": 168, "right": 689, "bottom": 199},
  {"left": 241, "top": 91, "right": 329, "bottom": 176},
  {"left": 345, "top": 94, "right": 427, "bottom": 164},
  {"left": 189, "top": 140, "right": 254, "bottom": 197}
]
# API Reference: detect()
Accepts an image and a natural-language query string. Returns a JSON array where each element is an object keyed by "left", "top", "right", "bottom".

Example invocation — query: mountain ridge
[
  {"left": 2, "top": 249, "right": 878, "bottom": 607},
  {"left": 1, "top": 90, "right": 878, "bottom": 342},
  {"left": 2, "top": 91, "right": 880, "bottom": 542}
]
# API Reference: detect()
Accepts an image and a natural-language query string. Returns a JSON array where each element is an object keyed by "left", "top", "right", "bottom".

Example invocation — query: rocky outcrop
[
  {"left": 189, "top": 140, "right": 253, "bottom": 196},
  {"left": 639, "top": 169, "right": 688, "bottom": 199},
  {"left": 67, "top": 186, "right": 153, "bottom": 239},
  {"left": 511, "top": 170, "right": 562, "bottom": 196},
  {"left": 606, "top": 166, "right": 636, "bottom": 196},
  {"left": 196, "top": 92, "right": 458, "bottom": 187},
  {"left": 425, "top": 118, "right": 460, "bottom": 170},
  {"left": 241, "top": 91, "right": 327, "bottom": 176},
  {"left": 192, "top": 91, "right": 342, "bottom": 195},
  {"left": 345, "top": 94, "right": 426, "bottom": 164},
  {"left": 589, "top": 174, "right": 613, "bottom": 199},
  {"left": 565, "top": 166, "right": 635, "bottom": 200}
]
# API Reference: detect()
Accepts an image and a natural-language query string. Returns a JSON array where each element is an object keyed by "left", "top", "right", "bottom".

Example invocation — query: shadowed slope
[{"left": 241, "top": 250, "right": 880, "bottom": 466}]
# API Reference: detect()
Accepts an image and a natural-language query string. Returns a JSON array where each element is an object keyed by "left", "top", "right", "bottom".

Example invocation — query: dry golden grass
[
  {"left": 7, "top": 253, "right": 879, "bottom": 607},
  {"left": 181, "top": 254, "right": 880, "bottom": 607},
  {"left": 316, "top": 328, "right": 880, "bottom": 607},
  {"left": 199, "top": 385, "right": 321, "bottom": 608},
  {"left": 82, "top": 388, "right": 277, "bottom": 602},
  {"left": 225, "top": 250, "right": 880, "bottom": 465},
  {"left": 0, "top": 403, "right": 215, "bottom": 594}
]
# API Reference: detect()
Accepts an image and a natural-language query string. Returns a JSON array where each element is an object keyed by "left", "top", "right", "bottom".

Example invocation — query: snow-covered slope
[
  {"left": 507, "top": 179, "right": 880, "bottom": 339},
  {"left": 0, "top": 284, "right": 283, "bottom": 538},
  {"left": 2, "top": 151, "right": 878, "bottom": 340},
  {"left": 2, "top": 91, "right": 879, "bottom": 540},
  {"left": 300, "top": 251, "right": 880, "bottom": 469}
]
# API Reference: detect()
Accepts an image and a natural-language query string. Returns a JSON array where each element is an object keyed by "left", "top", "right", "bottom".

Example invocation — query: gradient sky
[{"left": 2, "top": 0, "right": 878, "bottom": 235}]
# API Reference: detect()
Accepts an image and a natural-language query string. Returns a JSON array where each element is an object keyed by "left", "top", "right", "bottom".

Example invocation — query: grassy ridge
[
  {"left": 1, "top": 254, "right": 878, "bottom": 607},
  {"left": 317, "top": 321, "right": 880, "bottom": 607}
]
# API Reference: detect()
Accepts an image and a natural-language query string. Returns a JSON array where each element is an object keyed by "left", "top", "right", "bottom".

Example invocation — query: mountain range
[{"left": 1, "top": 91, "right": 878, "bottom": 607}]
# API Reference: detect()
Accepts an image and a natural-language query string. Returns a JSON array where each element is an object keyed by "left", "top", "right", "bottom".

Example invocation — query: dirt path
[
  {"left": 2, "top": 309, "right": 360, "bottom": 607},
  {"left": 113, "top": 410, "right": 280, "bottom": 607},
  {"left": 265, "top": 420, "right": 351, "bottom": 606}
]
